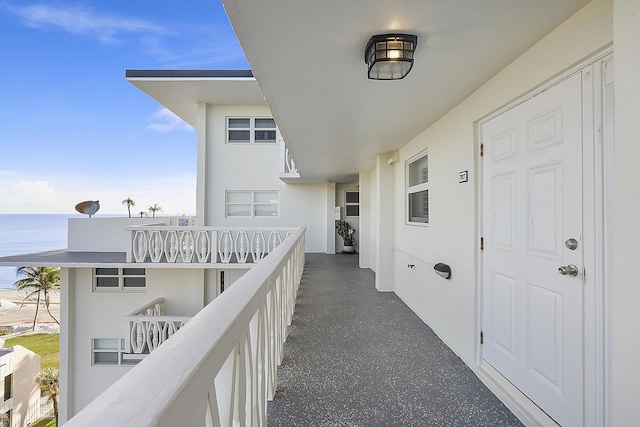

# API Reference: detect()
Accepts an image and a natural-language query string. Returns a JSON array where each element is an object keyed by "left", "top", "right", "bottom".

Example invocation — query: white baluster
[
  {"left": 218, "top": 231, "right": 233, "bottom": 263},
  {"left": 146, "top": 321, "right": 161, "bottom": 352},
  {"left": 148, "top": 231, "right": 163, "bottom": 262},
  {"left": 267, "top": 231, "right": 282, "bottom": 252},
  {"left": 164, "top": 230, "right": 179, "bottom": 263},
  {"left": 131, "top": 321, "right": 147, "bottom": 354},
  {"left": 180, "top": 231, "right": 194, "bottom": 263},
  {"left": 163, "top": 322, "right": 177, "bottom": 342},
  {"left": 251, "top": 231, "right": 266, "bottom": 263},
  {"left": 196, "top": 231, "right": 211, "bottom": 263},
  {"left": 235, "top": 231, "right": 249, "bottom": 264},
  {"left": 133, "top": 231, "right": 148, "bottom": 263}
]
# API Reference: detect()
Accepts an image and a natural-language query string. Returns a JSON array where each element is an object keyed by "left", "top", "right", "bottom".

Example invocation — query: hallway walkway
[{"left": 268, "top": 253, "right": 522, "bottom": 426}]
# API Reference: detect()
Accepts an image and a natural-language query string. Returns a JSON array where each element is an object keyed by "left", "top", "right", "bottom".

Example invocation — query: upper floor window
[
  {"left": 3, "top": 374, "right": 11, "bottom": 401},
  {"left": 227, "top": 117, "right": 277, "bottom": 144},
  {"left": 94, "top": 268, "right": 146, "bottom": 292},
  {"left": 407, "top": 151, "right": 429, "bottom": 224},
  {"left": 226, "top": 191, "right": 279, "bottom": 218},
  {"left": 345, "top": 191, "right": 360, "bottom": 218}
]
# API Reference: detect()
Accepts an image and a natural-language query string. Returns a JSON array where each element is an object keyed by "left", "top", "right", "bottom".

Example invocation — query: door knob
[{"left": 558, "top": 264, "right": 579, "bottom": 277}]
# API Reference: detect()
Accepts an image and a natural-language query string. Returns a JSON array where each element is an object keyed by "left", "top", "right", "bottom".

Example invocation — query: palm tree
[
  {"left": 36, "top": 367, "right": 59, "bottom": 427},
  {"left": 122, "top": 197, "right": 135, "bottom": 218},
  {"left": 13, "top": 267, "right": 60, "bottom": 330},
  {"left": 149, "top": 203, "right": 163, "bottom": 218}
]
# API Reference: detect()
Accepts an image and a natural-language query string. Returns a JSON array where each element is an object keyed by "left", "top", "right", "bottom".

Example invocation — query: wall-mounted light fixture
[
  {"left": 365, "top": 34, "right": 418, "bottom": 80},
  {"left": 434, "top": 263, "right": 451, "bottom": 279}
]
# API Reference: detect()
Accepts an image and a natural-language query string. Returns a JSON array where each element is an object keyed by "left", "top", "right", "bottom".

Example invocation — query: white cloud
[
  {"left": 0, "top": 173, "right": 196, "bottom": 215},
  {"left": 145, "top": 108, "right": 194, "bottom": 133},
  {"left": 0, "top": 170, "right": 17, "bottom": 177},
  {"left": 10, "top": 4, "right": 166, "bottom": 43},
  {"left": 0, "top": 179, "right": 58, "bottom": 212}
]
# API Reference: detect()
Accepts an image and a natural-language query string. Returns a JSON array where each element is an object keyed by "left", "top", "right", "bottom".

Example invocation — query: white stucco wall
[
  {"left": 68, "top": 217, "right": 170, "bottom": 252},
  {"left": 391, "top": 0, "right": 612, "bottom": 367},
  {"left": 612, "top": 0, "right": 640, "bottom": 424},
  {"left": 358, "top": 172, "right": 371, "bottom": 268},
  {"left": 0, "top": 346, "right": 40, "bottom": 427},
  {"left": 64, "top": 267, "right": 205, "bottom": 420},
  {"left": 203, "top": 105, "right": 327, "bottom": 253}
]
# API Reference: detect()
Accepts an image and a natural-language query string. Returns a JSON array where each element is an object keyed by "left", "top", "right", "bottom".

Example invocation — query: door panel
[{"left": 482, "top": 73, "right": 583, "bottom": 427}]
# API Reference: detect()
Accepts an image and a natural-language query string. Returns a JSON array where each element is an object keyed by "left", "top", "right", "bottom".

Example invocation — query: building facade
[
  {"left": 0, "top": 344, "right": 41, "bottom": 427},
  {"left": 2, "top": 0, "right": 640, "bottom": 425}
]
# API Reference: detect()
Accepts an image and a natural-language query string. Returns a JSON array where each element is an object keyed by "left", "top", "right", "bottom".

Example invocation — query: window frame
[
  {"left": 406, "top": 150, "right": 429, "bottom": 226},
  {"left": 3, "top": 374, "right": 11, "bottom": 401},
  {"left": 225, "top": 190, "right": 280, "bottom": 218},
  {"left": 91, "top": 338, "right": 137, "bottom": 366},
  {"left": 226, "top": 117, "right": 277, "bottom": 144},
  {"left": 344, "top": 191, "right": 360, "bottom": 218},
  {"left": 93, "top": 268, "right": 146, "bottom": 293}
]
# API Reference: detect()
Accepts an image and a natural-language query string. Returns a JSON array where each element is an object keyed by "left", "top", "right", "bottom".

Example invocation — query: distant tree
[
  {"left": 0, "top": 411, "right": 8, "bottom": 427},
  {"left": 149, "top": 204, "right": 163, "bottom": 218},
  {"left": 122, "top": 197, "right": 135, "bottom": 218},
  {"left": 36, "top": 367, "right": 59, "bottom": 427},
  {"left": 13, "top": 267, "right": 60, "bottom": 330}
]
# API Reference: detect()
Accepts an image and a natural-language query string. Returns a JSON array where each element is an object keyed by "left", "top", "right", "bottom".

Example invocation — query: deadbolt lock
[{"left": 565, "top": 238, "right": 578, "bottom": 250}]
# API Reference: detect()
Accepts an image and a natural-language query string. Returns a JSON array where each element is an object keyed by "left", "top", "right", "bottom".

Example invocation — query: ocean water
[{"left": 0, "top": 214, "right": 74, "bottom": 288}]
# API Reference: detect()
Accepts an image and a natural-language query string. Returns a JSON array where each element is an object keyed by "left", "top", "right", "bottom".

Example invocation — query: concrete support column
[
  {"left": 196, "top": 102, "right": 208, "bottom": 227},
  {"left": 326, "top": 183, "right": 336, "bottom": 254},
  {"left": 612, "top": 0, "right": 640, "bottom": 424},
  {"left": 59, "top": 267, "right": 73, "bottom": 423},
  {"left": 374, "top": 154, "right": 395, "bottom": 292},
  {"left": 359, "top": 171, "right": 371, "bottom": 268}
]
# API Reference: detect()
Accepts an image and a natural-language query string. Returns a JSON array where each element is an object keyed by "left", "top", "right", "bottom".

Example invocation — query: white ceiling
[{"left": 221, "top": 0, "right": 590, "bottom": 183}]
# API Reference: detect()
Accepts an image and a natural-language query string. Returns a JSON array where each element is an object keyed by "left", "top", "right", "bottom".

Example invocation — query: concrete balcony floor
[{"left": 268, "top": 253, "right": 522, "bottom": 426}]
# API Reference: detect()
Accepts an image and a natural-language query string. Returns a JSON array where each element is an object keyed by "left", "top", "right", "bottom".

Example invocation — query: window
[
  {"left": 91, "top": 339, "right": 136, "bottom": 366},
  {"left": 226, "top": 191, "right": 279, "bottom": 217},
  {"left": 94, "top": 268, "right": 145, "bottom": 292},
  {"left": 407, "top": 151, "right": 429, "bottom": 224},
  {"left": 345, "top": 191, "right": 360, "bottom": 217},
  {"left": 3, "top": 374, "right": 11, "bottom": 401},
  {"left": 92, "top": 339, "right": 119, "bottom": 365},
  {"left": 227, "top": 117, "right": 277, "bottom": 143}
]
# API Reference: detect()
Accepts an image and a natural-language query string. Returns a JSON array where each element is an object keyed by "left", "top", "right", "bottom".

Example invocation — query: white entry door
[{"left": 481, "top": 73, "right": 584, "bottom": 426}]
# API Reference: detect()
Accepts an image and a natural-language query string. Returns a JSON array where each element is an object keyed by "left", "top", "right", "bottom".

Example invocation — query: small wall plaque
[{"left": 459, "top": 170, "right": 469, "bottom": 183}]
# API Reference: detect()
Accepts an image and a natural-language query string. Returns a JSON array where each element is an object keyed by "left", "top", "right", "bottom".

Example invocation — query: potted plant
[{"left": 336, "top": 220, "right": 356, "bottom": 253}]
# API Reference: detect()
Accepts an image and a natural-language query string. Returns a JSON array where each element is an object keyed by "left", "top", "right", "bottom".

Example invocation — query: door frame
[{"left": 475, "top": 48, "right": 613, "bottom": 426}]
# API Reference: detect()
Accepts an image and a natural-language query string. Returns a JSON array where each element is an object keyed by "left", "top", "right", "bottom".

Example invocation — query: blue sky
[{"left": 0, "top": 1, "right": 248, "bottom": 215}]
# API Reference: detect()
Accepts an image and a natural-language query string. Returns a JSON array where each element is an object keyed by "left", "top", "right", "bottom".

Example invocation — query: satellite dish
[{"left": 75, "top": 200, "right": 100, "bottom": 218}]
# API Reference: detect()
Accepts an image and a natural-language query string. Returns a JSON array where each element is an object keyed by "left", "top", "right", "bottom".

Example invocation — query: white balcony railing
[
  {"left": 66, "top": 227, "right": 305, "bottom": 426},
  {"left": 127, "top": 225, "right": 296, "bottom": 265},
  {"left": 123, "top": 298, "right": 192, "bottom": 356},
  {"left": 278, "top": 139, "right": 298, "bottom": 174},
  {"left": 278, "top": 140, "right": 300, "bottom": 182}
]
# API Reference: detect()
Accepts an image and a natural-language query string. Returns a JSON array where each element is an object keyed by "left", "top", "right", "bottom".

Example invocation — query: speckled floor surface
[{"left": 267, "top": 253, "right": 523, "bottom": 426}]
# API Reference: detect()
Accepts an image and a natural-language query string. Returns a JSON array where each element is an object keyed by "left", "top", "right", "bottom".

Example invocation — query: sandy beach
[{"left": 0, "top": 288, "right": 60, "bottom": 333}]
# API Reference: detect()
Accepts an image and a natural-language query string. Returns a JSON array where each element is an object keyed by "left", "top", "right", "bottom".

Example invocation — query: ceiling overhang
[
  {"left": 126, "top": 69, "right": 265, "bottom": 127},
  {"left": 220, "top": 0, "right": 590, "bottom": 183}
]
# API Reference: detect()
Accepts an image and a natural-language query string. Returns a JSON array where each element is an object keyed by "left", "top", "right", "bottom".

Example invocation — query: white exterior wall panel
[
  {"left": 392, "top": 0, "right": 612, "bottom": 367},
  {"left": 612, "top": 0, "right": 640, "bottom": 423},
  {"left": 66, "top": 268, "right": 205, "bottom": 418},
  {"left": 205, "top": 105, "right": 327, "bottom": 252}
]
